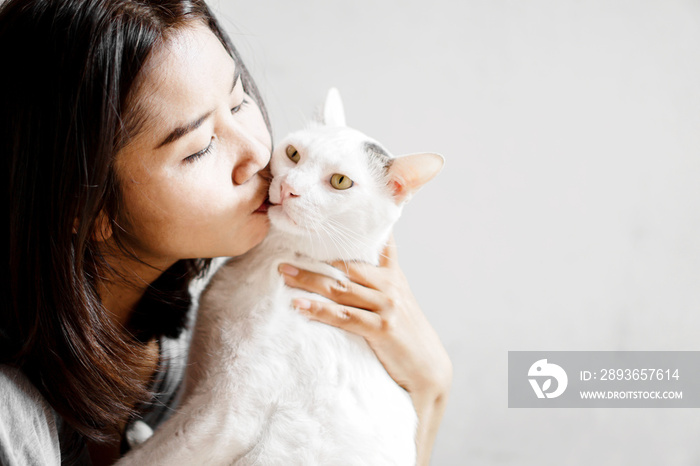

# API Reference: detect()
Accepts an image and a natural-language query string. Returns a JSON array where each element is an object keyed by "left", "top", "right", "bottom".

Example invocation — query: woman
[{"left": 0, "top": 0, "right": 452, "bottom": 464}]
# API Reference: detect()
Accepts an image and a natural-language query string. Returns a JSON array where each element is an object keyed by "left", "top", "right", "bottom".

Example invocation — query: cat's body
[
  {"left": 182, "top": 232, "right": 416, "bottom": 465},
  {"left": 118, "top": 89, "right": 443, "bottom": 465}
]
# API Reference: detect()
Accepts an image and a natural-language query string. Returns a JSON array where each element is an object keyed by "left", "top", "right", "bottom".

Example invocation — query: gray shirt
[
  {"left": 0, "top": 365, "right": 61, "bottom": 465},
  {"left": 0, "top": 259, "right": 222, "bottom": 465},
  {"left": 0, "top": 329, "right": 190, "bottom": 466}
]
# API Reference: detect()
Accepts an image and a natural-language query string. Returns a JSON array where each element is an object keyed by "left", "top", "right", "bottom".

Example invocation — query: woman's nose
[
  {"left": 224, "top": 109, "right": 271, "bottom": 186},
  {"left": 232, "top": 134, "right": 270, "bottom": 185}
]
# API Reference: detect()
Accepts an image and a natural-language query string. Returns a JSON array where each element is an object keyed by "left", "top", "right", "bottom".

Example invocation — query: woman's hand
[{"left": 278, "top": 235, "right": 452, "bottom": 466}]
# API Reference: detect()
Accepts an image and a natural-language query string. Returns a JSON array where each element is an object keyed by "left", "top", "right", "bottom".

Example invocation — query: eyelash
[
  {"left": 184, "top": 137, "right": 214, "bottom": 164},
  {"left": 231, "top": 98, "right": 249, "bottom": 115},
  {"left": 183, "top": 99, "right": 250, "bottom": 163}
]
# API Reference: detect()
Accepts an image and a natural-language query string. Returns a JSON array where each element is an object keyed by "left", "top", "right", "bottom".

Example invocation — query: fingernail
[
  {"left": 293, "top": 298, "right": 311, "bottom": 310},
  {"left": 279, "top": 264, "right": 299, "bottom": 277}
]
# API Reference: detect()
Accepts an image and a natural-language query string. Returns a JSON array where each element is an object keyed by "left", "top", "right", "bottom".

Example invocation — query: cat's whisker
[
  {"left": 318, "top": 217, "right": 358, "bottom": 257},
  {"left": 325, "top": 222, "right": 371, "bottom": 248},
  {"left": 323, "top": 222, "right": 359, "bottom": 266},
  {"left": 316, "top": 220, "right": 351, "bottom": 263},
  {"left": 310, "top": 206, "right": 352, "bottom": 258},
  {"left": 304, "top": 212, "right": 335, "bottom": 261},
  {"left": 324, "top": 217, "right": 376, "bottom": 255},
  {"left": 304, "top": 220, "right": 324, "bottom": 258}
]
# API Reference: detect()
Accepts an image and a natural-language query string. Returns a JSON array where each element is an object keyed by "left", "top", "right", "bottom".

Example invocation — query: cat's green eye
[
  {"left": 330, "top": 173, "right": 354, "bottom": 190},
  {"left": 286, "top": 145, "right": 300, "bottom": 163}
]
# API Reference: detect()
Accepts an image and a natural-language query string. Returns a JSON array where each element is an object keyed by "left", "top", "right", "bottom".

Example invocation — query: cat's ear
[
  {"left": 387, "top": 153, "right": 444, "bottom": 204},
  {"left": 322, "top": 88, "right": 346, "bottom": 127}
]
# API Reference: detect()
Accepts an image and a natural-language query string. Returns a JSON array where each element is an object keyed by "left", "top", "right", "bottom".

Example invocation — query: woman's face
[{"left": 113, "top": 22, "right": 271, "bottom": 266}]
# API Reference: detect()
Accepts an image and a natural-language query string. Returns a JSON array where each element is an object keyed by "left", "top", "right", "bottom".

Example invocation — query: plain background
[{"left": 212, "top": 1, "right": 700, "bottom": 464}]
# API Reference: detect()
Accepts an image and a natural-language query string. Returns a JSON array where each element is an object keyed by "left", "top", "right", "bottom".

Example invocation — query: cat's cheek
[{"left": 267, "top": 179, "right": 282, "bottom": 205}]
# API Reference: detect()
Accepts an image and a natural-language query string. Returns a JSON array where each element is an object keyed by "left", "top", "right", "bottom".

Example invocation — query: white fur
[{"left": 117, "top": 89, "right": 443, "bottom": 466}]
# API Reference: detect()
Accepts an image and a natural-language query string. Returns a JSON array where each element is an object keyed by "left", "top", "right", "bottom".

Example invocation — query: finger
[
  {"left": 292, "top": 298, "right": 382, "bottom": 337},
  {"left": 279, "top": 264, "right": 388, "bottom": 312},
  {"left": 378, "top": 234, "right": 398, "bottom": 269},
  {"left": 329, "top": 260, "right": 381, "bottom": 290},
  {"left": 329, "top": 235, "right": 399, "bottom": 285}
]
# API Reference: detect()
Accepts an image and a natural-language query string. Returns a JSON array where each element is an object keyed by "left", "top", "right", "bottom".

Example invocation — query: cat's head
[{"left": 267, "top": 88, "right": 443, "bottom": 263}]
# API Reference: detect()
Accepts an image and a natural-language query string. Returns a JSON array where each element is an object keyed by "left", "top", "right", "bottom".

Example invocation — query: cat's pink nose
[{"left": 280, "top": 181, "right": 299, "bottom": 202}]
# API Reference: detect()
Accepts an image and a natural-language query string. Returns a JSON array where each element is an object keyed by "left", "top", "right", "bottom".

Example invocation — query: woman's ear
[
  {"left": 93, "top": 210, "right": 114, "bottom": 242},
  {"left": 73, "top": 210, "right": 113, "bottom": 242},
  {"left": 387, "top": 153, "right": 445, "bottom": 204}
]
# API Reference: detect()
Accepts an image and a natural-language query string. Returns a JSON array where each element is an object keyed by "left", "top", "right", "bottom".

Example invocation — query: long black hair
[{"left": 1, "top": 0, "right": 269, "bottom": 446}]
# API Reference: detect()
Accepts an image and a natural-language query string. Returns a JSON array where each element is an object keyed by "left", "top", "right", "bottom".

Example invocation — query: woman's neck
[
  {"left": 88, "top": 245, "right": 175, "bottom": 464},
  {"left": 97, "top": 247, "right": 176, "bottom": 328}
]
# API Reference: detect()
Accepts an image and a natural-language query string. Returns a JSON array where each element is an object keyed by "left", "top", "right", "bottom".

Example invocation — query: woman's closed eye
[
  {"left": 184, "top": 136, "right": 214, "bottom": 164},
  {"left": 231, "top": 98, "right": 249, "bottom": 115},
  {"left": 183, "top": 98, "right": 249, "bottom": 163}
]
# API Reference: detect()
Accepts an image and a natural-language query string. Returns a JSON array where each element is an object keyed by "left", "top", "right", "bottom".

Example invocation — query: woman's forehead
[{"left": 128, "top": 22, "right": 236, "bottom": 147}]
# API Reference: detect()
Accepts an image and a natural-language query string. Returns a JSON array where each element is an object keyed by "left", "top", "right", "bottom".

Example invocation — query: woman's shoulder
[{"left": 0, "top": 365, "right": 61, "bottom": 465}]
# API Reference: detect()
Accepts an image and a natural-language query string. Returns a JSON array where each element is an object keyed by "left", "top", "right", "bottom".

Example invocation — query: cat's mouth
[{"left": 266, "top": 200, "right": 298, "bottom": 226}]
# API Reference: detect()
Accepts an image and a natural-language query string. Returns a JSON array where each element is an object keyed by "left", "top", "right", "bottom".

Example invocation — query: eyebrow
[{"left": 154, "top": 68, "right": 242, "bottom": 149}]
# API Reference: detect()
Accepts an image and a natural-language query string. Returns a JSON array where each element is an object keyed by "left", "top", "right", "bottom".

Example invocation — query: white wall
[{"left": 212, "top": 1, "right": 700, "bottom": 464}]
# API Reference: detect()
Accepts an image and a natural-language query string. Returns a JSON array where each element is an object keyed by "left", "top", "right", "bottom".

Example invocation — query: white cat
[{"left": 119, "top": 89, "right": 444, "bottom": 465}]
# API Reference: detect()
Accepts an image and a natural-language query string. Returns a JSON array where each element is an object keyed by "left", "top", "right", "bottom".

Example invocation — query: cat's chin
[
  {"left": 267, "top": 205, "right": 301, "bottom": 234},
  {"left": 267, "top": 207, "right": 345, "bottom": 261}
]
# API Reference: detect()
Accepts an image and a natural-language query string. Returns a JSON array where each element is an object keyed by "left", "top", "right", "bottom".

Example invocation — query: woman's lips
[{"left": 254, "top": 196, "right": 272, "bottom": 214}]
